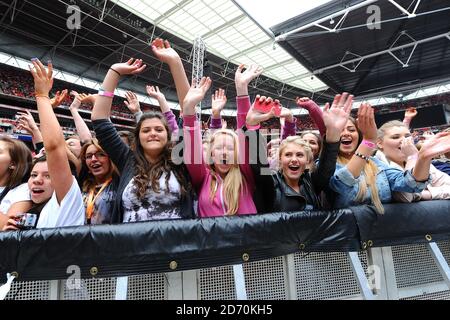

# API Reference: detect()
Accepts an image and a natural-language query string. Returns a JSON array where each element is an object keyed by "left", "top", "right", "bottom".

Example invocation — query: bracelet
[
  {"left": 35, "top": 94, "right": 49, "bottom": 98},
  {"left": 109, "top": 67, "right": 121, "bottom": 77},
  {"left": 355, "top": 152, "right": 370, "bottom": 163},
  {"left": 361, "top": 139, "right": 377, "bottom": 149},
  {"left": 98, "top": 89, "right": 114, "bottom": 98}
]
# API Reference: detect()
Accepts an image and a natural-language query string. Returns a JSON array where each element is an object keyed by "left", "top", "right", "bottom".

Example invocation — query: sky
[{"left": 235, "top": 0, "right": 333, "bottom": 30}]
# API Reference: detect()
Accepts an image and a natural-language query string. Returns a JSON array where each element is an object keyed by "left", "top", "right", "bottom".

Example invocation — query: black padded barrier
[{"left": 0, "top": 201, "right": 449, "bottom": 282}]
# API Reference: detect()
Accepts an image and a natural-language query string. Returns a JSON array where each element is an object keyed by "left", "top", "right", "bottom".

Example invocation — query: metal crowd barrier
[{"left": 1, "top": 201, "right": 450, "bottom": 300}]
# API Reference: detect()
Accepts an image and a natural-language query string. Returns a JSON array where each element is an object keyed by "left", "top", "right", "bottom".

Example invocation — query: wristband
[
  {"left": 361, "top": 139, "right": 377, "bottom": 149},
  {"left": 98, "top": 89, "right": 114, "bottom": 98}
]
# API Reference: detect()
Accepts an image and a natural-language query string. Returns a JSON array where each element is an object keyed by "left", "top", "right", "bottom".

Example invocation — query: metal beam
[
  {"left": 264, "top": 58, "right": 295, "bottom": 72},
  {"left": 202, "top": 14, "right": 246, "bottom": 39},
  {"left": 314, "top": 31, "right": 450, "bottom": 74},
  {"left": 0, "top": 0, "right": 25, "bottom": 30},
  {"left": 275, "top": 0, "right": 378, "bottom": 42},
  {"left": 154, "top": 0, "right": 194, "bottom": 25},
  {"left": 78, "top": 36, "right": 137, "bottom": 77},
  {"left": 426, "top": 242, "right": 450, "bottom": 289},
  {"left": 388, "top": 0, "right": 421, "bottom": 18},
  {"left": 232, "top": 264, "right": 248, "bottom": 300},
  {"left": 352, "top": 17, "right": 410, "bottom": 93},
  {"left": 229, "top": 39, "right": 273, "bottom": 60},
  {"left": 348, "top": 252, "right": 376, "bottom": 300}
]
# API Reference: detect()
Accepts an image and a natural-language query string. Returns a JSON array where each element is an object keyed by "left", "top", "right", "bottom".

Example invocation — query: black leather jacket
[{"left": 251, "top": 130, "right": 340, "bottom": 213}]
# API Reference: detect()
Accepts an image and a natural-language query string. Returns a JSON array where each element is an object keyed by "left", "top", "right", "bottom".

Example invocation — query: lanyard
[{"left": 86, "top": 177, "right": 112, "bottom": 223}]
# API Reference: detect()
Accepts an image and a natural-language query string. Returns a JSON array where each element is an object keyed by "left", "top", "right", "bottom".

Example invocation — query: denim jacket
[{"left": 329, "top": 157, "right": 430, "bottom": 208}]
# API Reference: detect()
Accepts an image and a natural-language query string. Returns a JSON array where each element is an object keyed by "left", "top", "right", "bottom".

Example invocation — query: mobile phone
[
  {"left": 15, "top": 213, "right": 38, "bottom": 230},
  {"left": 253, "top": 99, "right": 281, "bottom": 117}
]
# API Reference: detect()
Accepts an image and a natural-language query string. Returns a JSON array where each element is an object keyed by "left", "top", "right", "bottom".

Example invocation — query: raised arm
[
  {"left": 403, "top": 107, "right": 417, "bottom": 129},
  {"left": 210, "top": 88, "right": 227, "bottom": 132},
  {"left": 343, "top": 99, "right": 376, "bottom": 180},
  {"left": 235, "top": 64, "right": 263, "bottom": 129},
  {"left": 50, "top": 89, "right": 68, "bottom": 109},
  {"left": 296, "top": 97, "right": 326, "bottom": 136},
  {"left": 124, "top": 90, "right": 143, "bottom": 122},
  {"left": 68, "top": 91, "right": 93, "bottom": 144},
  {"left": 182, "top": 77, "right": 211, "bottom": 189},
  {"left": 16, "top": 110, "right": 43, "bottom": 149},
  {"left": 91, "top": 58, "right": 146, "bottom": 121},
  {"left": 146, "top": 85, "right": 179, "bottom": 138},
  {"left": 413, "top": 132, "right": 450, "bottom": 181},
  {"left": 29, "top": 59, "right": 72, "bottom": 204},
  {"left": 312, "top": 93, "right": 352, "bottom": 192},
  {"left": 280, "top": 107, "right": 296, "bottom": 140},
  {"left": 151, "top": 38, "right": 190, "bottom": 108}
]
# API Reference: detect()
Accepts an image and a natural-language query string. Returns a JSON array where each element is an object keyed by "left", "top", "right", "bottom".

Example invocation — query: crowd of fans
[{"left": 0, "top": 40, "right": 449, "bottom": 236}]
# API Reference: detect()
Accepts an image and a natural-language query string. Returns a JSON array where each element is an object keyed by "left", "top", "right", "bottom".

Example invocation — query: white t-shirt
[
  {"left": 0, "top": 183, "right": 31, "bottom": 214},
  {"left": 36, "top": 176, "right": 85, "bottom": 228}
]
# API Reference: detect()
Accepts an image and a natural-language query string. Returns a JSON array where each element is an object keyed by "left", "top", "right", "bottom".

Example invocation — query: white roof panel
[{"left": 112, "top": 0, "right": 329, "bottom": 92}]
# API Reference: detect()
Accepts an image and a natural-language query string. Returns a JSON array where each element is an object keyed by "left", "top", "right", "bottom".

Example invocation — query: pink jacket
[{"left": 183, "top": 96, "right": 256, "bottom": 217}]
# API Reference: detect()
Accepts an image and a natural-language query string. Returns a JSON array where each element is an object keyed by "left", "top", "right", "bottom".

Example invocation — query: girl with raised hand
[
  {"left": 376, "top": 121, "right": 450, "bottom": 201},
  {"left": 3, "top": 59, "right": 84, "bottom": 231},
  {"left": 329, "top": 101, "right": 449, "bottom": 213},
  {"left": 183, "top": 77, "right": 257, "bottom": 217},
  {"left": 248, "top": 93, "right": 350, "bottom": 213},
  {"left": 91, "top": 58, "right": 195, "bottom": 223}
]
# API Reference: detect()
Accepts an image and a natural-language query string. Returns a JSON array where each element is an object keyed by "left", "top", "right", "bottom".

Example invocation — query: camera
[{"left": 15, "top": 213, "right": 38, "bottom": 230}]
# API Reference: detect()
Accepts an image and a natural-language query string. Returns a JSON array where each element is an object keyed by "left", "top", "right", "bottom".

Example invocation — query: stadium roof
[
  {"left": 1, "top": 0, "right": 449, "bottom": 112},
  {"left": 272, "top": 0, "right": 450, "bottom": 99},
  {"left": 0, "top": 0, "right": 335, "bottom": 113}
]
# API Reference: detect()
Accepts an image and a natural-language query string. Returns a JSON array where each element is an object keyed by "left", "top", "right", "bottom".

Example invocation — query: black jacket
[
  {"left": 251, "top": 130, "right": 340, "bottom": 213},
  {"left": 93, "top": 119, "right": 195, "bottom": 223}
]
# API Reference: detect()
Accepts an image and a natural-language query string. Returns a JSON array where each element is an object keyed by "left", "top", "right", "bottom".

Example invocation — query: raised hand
[
  {"left": 419, "top": 132, "right": 450, "bottom": 160},
  {"left": 79, "top": 93, "right": 97, "bottom": 105},
  {"left": 356, "top": 102, "right": 377, "bottom": 142},
  {"left": 29, "top": 58, "right": 53, "bottom": 96},
  {"left": 50, "top": 89, "right": 68, "bottom": 108},
  {"left": 110, "top": 58, "right": 146, "bottom": 76},
  {"left": 182, "top": 77, "right": 212, "bottom": 116},
  {"left": 235, "top": 64, "right": 263, "bottom": 96},
  {"left": 322, "top": 93, "right": 353, "bottom": 142},
  {"left": 16, "top": 110, "right": 39, "bottom": 134},
  {"left": 124, "top": 91, "right": 141, "bottom": 114},
  {"left": 246, "top": 95, "right": 276, "bottom": 127},
  {"left": 211, "top": 88, "right": 227, "bottom": 118},
  {"left": 296, "top": 97, "right": 319, "bottom": 110},
  {"left": 151, "top": 38, "right": 180, "bottom": 64},
  {"left": 221, "top": 119, "right": 228, "bottom": 129},
  {"left": 69, "top": 90, "right": 83, "bottom": 110},
  {"left": 404, "top": 107, "right": 418, "bottom": 119},
  {"left": 280, "top": 106, "right": 294, "bottom": 123},
  {"left": 401, "top": 137, "right": 419, "bottom": 159},
  {"left": 146, "top": 85, "right": 165, "bottom": 101}
]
